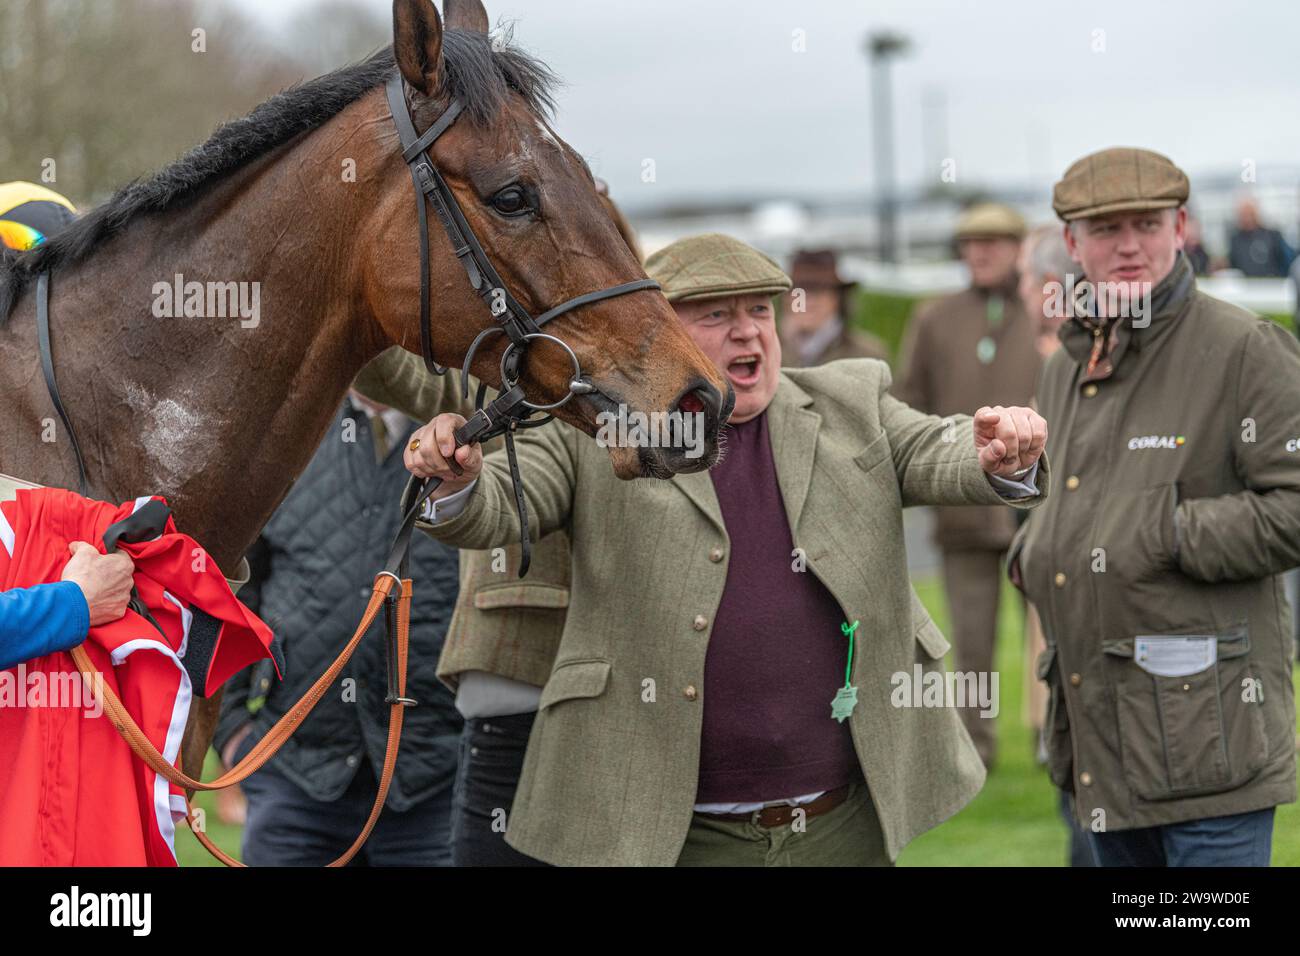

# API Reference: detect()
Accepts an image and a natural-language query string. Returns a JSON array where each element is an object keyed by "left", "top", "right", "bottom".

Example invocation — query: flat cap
[
  {"left": 1053, "top": 147, "right": 1189, "bottom": 221},
  {"left": 645, "top": 233, "right": 791, "bottom": 304},
  {"left": 954, "top": 203, "right": 1026, "bottom": 240}
]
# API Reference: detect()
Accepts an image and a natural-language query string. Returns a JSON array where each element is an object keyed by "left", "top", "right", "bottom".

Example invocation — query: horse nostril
[{"left": 678, "top": 391, "right": 705, "bottom": 415}]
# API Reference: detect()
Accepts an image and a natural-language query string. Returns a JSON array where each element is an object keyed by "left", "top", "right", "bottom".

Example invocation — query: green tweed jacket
[
  {"left": 352, "top": 348, "right": 569, "bottom": 691},
  {"left": 417, "top": 357, "right": 1050, "bottom": 866}
]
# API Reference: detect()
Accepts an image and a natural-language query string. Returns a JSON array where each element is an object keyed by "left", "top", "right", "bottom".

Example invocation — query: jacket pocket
[
  {"left": 853, "top": 429, "right": 891, "bottom": 475},
  {"left": 473, "top": 582, "right": 570, "bottom": 611},
  {"left": 910, "top": 590, "right": 951, "bottom": 660},
  {"left": 538, "top": 659, "right": 611, "bottom": 710},
  {"left": 1102, "top": 628, "right": 1267, "bottom": 801},
  {"left": 915, "top": 618, "right": 951, "bottom": 660},
  {"left": 1035, "top": 644, "right": 1075, "bottom": 790}
]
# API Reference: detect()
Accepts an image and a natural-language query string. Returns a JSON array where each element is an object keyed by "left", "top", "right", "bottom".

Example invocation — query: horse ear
[
  {"left": 392, "top": 0, "right": 444, "bottom": 97},
  {"left": 444, "top": 0, "right": 490, "bottom": 34}
]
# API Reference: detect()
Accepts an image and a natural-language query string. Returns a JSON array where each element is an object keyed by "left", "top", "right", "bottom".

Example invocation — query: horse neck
[{"left": 34, "top": 121, "right": 393, "bottom": 572}]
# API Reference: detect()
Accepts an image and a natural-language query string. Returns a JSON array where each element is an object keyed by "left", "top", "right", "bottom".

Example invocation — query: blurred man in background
[
  {"left": 779, "top": 249, "right": 889, "bottom": 366},
  {"left": 1228, "top": 197, "right": 1294, "bottom": 277},
  {"left": 1012, "top": 147, "right": 1300, "bottom": 867},
  {"left": 1182, "top": 212, "right": 1212, "bottom": 276},
  {"left": 894, "top": 202, "right": 1042, "bottom": 768},
  {"left": 1018, "top": 225, "right": 1074, "bottom": 361}
]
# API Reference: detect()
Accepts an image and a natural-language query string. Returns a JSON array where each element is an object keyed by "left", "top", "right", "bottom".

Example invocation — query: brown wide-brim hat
[
  {"left": 954, "top": 203, "right": 1026, "bottom": 241},
  {"left": 788, "top": 248, "right": 855, "bottom": 290},
  {"left": 1053, "top": 147, "right": 1190, "bottom": 221},
  {"left": 645, "top": 233, "right": 792, "bottom": 304}
]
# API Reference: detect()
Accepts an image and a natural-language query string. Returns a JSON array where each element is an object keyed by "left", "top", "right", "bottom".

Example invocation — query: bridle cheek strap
[{"left": 384, "top": 71, "right": 662, "bottom": 576}]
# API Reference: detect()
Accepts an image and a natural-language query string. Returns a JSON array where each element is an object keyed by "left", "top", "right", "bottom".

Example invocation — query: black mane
[{"left": 0, "top": 28, "right": 557, "bottom": 319}]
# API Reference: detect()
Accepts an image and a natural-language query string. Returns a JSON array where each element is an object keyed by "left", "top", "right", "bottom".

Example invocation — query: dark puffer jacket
[{"left": 215, "top": 402, "right": 462, "bottom": 811}]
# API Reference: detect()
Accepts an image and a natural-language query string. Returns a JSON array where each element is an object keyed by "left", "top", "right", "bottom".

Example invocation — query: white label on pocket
[{"left": 1133, "top": 636, "right": 1217, "bottom": 677}]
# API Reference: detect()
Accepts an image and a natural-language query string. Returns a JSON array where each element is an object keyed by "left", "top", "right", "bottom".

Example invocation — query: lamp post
[{"left": 866, "top": 31, "right": 910, "bottom": 263}]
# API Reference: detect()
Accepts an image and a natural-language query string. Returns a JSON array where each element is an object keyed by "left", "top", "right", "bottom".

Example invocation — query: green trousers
[{"left": 675, "top": 782, "right": 891, "bottom": 867}]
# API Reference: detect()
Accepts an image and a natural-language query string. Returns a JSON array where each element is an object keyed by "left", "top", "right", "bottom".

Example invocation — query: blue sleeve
[{"left": 0, "top": 582, "right": 90, "bottom": 670}]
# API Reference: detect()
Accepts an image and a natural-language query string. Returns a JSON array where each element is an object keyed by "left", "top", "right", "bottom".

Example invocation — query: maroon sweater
[{"left": 697, "top": 410, "right": 860, "bottom": 803}]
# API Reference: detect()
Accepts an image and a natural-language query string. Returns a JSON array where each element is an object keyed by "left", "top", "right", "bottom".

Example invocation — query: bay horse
[{"left": 0, "top": 0, "right": 730, "bottom": 820}]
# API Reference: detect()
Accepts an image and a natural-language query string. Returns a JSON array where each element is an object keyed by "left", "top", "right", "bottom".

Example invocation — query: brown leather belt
[{"left": 695, "top": 783, "right": 852, "bottom": 829}]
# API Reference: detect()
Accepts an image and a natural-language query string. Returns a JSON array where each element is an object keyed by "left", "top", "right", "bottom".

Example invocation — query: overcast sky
[{"left": 234, "top": 0, "right": 1300, "bottom": 210}]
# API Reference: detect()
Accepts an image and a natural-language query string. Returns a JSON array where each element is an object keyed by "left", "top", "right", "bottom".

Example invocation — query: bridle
[{"left": 384, "top": 71, "right": 660, "bottom": 575}]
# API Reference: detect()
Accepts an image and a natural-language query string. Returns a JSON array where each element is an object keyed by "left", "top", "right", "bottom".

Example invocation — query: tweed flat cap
[
  {"left": 954, "top": 203, "right": 1026, "bottom": 240},
  {"left": 1053, "top": 147, "right": 1189, "bottom": 221},
  {"left": 645, "top": 233, "right": 792, "bottom": 303}
]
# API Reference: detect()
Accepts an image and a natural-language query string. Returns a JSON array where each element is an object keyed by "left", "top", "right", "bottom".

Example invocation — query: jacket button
[
  {"left": 1069, "top": 673, "right": 1082, "bottom": 687},
  {"left": 693, "top": 614, "right": 708, "bottom": 631},
  {"left": 1079, "top": 771, "right": 1093, "bottom": 786},
  {"left": 709, "top": 547, "right": 724, "bottom": 563},
  {"left": 1065, "top": 475, "right": 1080, "bottom": 490},
  {"left": 684, "top": 685, "right": 698, "bottom": 701},
  {"left": 346, "top": 754, "right": 360, "bottom": 768},
  {"left": 359, "top": 587, "right": 371, "bottom": 598},
  {"left": 1082, "top": 384, "right": 1098, "bottom": 398},
  {"left": 1054, "top": 572, "right": 1067, "bottom": 588}
]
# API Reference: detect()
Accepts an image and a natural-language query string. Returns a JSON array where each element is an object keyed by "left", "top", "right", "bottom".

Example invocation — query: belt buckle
[{"left": 751, "top": 804, "right": 788, "bottom": 829}]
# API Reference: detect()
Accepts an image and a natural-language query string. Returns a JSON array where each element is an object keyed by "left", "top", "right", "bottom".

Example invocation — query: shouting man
[{"left": 379, "top": 233, "right": 1049, "bottom": 866}]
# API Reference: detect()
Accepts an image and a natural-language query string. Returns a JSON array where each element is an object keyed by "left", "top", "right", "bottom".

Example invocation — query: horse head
[{"left": 368, "top": 0, "right": 733, "bottom": 478}]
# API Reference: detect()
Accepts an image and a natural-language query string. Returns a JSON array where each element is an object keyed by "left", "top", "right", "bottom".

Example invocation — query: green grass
[
  {"left": 897, "top": 577, "right": 1300, "bottom": 866},
  {"left": 176, "top": 574, "right": 1300, "bottom": 867},
  {"left": 176, "top": 755, "right": 244, "bottom": 866},
  {"left": 851, "top": 288, "right": 916, "bottom": 362}
]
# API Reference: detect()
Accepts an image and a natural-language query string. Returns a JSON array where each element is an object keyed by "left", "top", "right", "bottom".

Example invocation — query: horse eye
[{"left": 490, "top": 186, "right": 532, "bottom": 217}]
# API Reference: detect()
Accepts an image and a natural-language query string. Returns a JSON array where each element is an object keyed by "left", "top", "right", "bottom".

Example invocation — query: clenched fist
[{"left": 974, "top": 405, "right": 1047, "bottom": 479}]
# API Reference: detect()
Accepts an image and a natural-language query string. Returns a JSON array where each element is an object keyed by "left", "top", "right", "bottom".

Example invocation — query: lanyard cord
[{"left": 841, "top": 619, "right": 859, "bottom": 686}]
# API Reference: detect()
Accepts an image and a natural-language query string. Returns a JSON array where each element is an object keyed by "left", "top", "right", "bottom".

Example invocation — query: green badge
[
  {"left": 831, "top": 685, "right": 859, "bottom": 723},
  {"left": 831, "top": 620, "right": 860, "bottom": 723},
  {"left": 976, "top": 335, "right": 997, "bottom": 364}
]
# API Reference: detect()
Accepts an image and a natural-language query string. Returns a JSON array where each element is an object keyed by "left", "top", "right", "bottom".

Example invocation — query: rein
[{"left": 27, "top": 68, "right": 660, "bottom": 866}]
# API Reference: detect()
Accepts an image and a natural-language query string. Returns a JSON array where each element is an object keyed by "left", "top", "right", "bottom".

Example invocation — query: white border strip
[
  {"left": 0, "top": 507, "right": 13, "bottom": 557},
  {"left": 110, "top": 629, "right": 193, "bottom": 864}
]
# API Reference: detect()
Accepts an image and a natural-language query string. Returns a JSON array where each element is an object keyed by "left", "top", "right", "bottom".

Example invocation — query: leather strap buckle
[{"left": 413, "top": 162, "right": 436, "bottom": 192}]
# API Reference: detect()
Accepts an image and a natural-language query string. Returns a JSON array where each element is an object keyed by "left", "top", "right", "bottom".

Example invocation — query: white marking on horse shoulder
[{"left": 124, "top": 383, "right": 209, "bottom": 491}]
